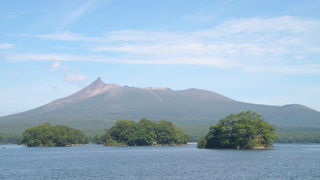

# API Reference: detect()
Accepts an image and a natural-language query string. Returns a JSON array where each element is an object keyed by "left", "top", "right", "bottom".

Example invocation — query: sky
[{"left": 0, "top": 0, "right": 320, "bottom": 116}]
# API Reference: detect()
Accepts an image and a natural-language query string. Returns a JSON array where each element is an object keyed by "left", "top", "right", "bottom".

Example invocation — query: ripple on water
[{"left": 0, "top": 144, "right": 319, "bottom": 180}]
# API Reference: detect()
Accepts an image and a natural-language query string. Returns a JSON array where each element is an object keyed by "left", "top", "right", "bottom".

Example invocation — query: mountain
[{"left": 1, "top": 77, "right": 320, "bottom": 139}]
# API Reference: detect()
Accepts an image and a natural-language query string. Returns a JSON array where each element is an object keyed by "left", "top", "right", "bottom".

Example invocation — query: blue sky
[{"left": 0, "top": 0, "right": 320, "bottom": 116}]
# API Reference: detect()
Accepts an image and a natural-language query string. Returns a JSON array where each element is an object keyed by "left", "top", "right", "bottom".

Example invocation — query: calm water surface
[{"left": 0, "top": 144, "right": 319, "bottom": 180}]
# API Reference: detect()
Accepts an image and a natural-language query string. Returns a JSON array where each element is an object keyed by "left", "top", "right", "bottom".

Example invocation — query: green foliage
[
  {"left": 275, "top": 127, "right": 320, "bottom": 143},
  {"left": 2, "top": 118, "right": 319, "bottom": 144},
  {"left": 21, "top": 123, "right": 88, "bottom": 147},
  {"left": 101, "top": 118, "right": 188, "bottom": 146},
  {"left": 92, "top": 135, "right": 104, "bottom": 144},
  {"left": 198, "top": 111, "right": 277, "bottom": 149},
  {"left": 0, "top": 136, "right": 3, "bottom": 143},
  {"left": 1, "top": 117, "right": 319, "bottom": 144}
]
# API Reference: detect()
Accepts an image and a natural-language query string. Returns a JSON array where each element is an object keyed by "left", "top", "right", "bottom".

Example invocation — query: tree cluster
[
  {"left": 99, "top": 118, "right": 188, "bottom": 146},
  {"left": 22, "top": 123, "right": 88, "bottom": 147},
  {"left": 198, "top": 111, "right": 277, "bottom": 149},
  {"left": 276, "top": 128, "right": 320, "bottom": 143}
]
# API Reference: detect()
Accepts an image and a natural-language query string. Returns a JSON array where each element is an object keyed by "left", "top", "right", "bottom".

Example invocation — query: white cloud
[
  {"left": 9, "top": 53, "right": 80, "bottom": 61},
  {"left": 182, "top": 14, "right": 216, "bottom": 22},
  {"left": 65, "top": 74, "right": 87, "bottom": 82},
  {"left": 219, "top": 17, "right": 301, "bottom": 33},
  {"left": 50, "top": 61, "right": 68, "bottom": 71},
  {"left": 20, "top": 31, "right": 102, "bottom": 42},
  {"left": 61, "top": 0, "right": 98, "bottom": 28},
  {"left": 6, "top": 16, "right": 320, "bottom": 74},
  {"left": 4, "top": 53, "right": 234, "bottom": 68},
  {"left": 51, "top": 61, "right": 61, "bottom": 71},
  {"left": 0, "top": 10, "right": 30, "bottom": 19},
  {"left": 37, "top": 32, "right": 86, "bottom": 41},
  {"left": 6, "top": 52, "right": 319, "bottom": 74},
  {"left": 0, "top": 43, "right": 14, "bottom": 49},
  {"left": 242, "top": 64, "right": 320, "bottom": 74}
]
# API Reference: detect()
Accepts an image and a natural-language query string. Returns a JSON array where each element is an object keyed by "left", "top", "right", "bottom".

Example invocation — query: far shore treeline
[{"left": 1, "top": 111, "right": 319, "bottom": 147}]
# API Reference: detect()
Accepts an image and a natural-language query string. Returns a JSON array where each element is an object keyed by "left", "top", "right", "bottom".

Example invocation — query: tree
[
  {"left": 0, "top": 136, "right": 3, "bottom": 143},
  {"left": 138, "top": 118, "right": 157, "bottom": 140},
  {"left": 174, "top": 128, "right": 188, "bottom": 144},
  {"left": 109, "top": 120, "right": 138, "bottom": 144},
  {"left": 198, "top": 111, "right": 277, "bottom": 149},
  {"left": 92, "top": 135, "right": 104, "bottom": 144},
  {"left": 128, "top": 128, "right": 154, "bottom": 146},
  {"left": 21, "top": 123, "right": 88, "bottom": 147},
  {"left": 102, "top": 118, "right": 188, "bottom": 146},
  {"left": 156, "top": 121, "right": 176, "bottom": 144}
]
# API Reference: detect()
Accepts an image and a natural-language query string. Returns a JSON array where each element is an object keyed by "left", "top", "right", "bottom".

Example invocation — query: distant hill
[{"left": 1, "top": 77, "right": 320, "bottom": 141}]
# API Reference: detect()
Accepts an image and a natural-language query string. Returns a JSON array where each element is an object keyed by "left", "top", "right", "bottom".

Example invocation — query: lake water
[{"left": 0, "top": 144, "right": 319, "bottom": 180}]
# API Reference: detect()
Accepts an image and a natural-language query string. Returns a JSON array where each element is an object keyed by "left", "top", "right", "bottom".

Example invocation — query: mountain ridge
[
  {"left": 0, "top": 77, "right": 319, "bottom": 139},
  {"left": 1, "top": 77, "right": 319, "bottom": 120}
]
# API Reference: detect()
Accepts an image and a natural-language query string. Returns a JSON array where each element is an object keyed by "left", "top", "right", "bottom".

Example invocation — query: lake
[{"left": 0, "top": 144, "right": 319, "bottom": 180}]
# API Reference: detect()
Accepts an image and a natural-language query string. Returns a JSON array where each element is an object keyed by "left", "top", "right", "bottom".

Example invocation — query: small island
[
  {"left": 99, "top": 118, "right": 188, "bottom": 146},
  {"left": 198, "top": 111, "right": 277, "bottom": 149},
  {"left": 22, "top": 123, "right": 88, "bottom": 147}
]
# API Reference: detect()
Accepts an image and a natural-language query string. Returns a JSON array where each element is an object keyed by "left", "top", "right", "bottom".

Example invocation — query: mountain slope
[{"left": 0, "top": 77, "right": 319, "bottom": 138}]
